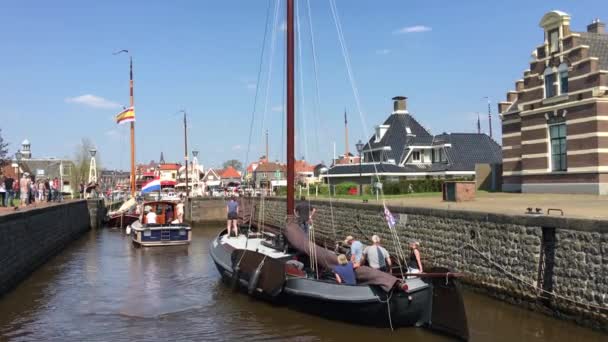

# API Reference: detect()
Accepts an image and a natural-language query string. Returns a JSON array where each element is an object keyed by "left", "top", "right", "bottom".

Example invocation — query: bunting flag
[
  {"left": 115, "top": 107, "right": 135, "bottom": 124},
  {"left": 383, "top": 205, "right": 396, "bottom": 229}
]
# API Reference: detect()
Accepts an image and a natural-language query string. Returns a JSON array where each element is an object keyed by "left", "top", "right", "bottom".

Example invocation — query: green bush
[{"left": 334, "top": 182, "right": 358, "bottom": 195}]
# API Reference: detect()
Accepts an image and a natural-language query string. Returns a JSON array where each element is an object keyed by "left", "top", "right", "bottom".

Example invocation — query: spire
[
  {"left": 160, "top": 151, "right": 165, "bottom": 164},
  {"left": 477, "top": 112, "right": 481, "bottom": 134}
]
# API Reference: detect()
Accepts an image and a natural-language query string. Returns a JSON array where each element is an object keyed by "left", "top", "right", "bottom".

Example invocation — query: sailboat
[{"left": 210, "top": 1, "right": 468, "bottom": 340}]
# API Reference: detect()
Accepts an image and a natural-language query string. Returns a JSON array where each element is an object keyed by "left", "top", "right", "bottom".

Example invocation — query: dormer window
[
  {"left": 406, "top": 127, "right": 412, "bottom": 135},
  {"left": 412, "top": 151, "right": 421, "bottom": 162},
  {"left": 544, "top": 67, "right": 556, "bottom": 98},
  {"left": 549, "top": 29, "right": 559, "bottom": 53}
]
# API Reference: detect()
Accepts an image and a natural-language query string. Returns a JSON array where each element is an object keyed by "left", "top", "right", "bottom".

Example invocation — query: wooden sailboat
[{"left": 210, "top": 1, "right": 468, "bottom": 339}]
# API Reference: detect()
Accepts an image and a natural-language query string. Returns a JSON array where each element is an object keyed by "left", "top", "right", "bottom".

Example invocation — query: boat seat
[{"left": 263, "top": 232, "right": 276, "bottom": 239}]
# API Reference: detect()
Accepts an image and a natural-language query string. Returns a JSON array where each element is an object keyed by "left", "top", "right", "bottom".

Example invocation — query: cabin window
[
  {"left": 412, "top": 151, "right": 421, "bottom": 162},
  {"left": 549, "top": 29, "right": 559, "bottom": 53},
  {"left": 558, "top": 63, "right": 568, "bottom": 94},
  {"left": 544, "top": 68, "right": 556, "bottom": 98},
  {"left": 549, "top": 123, "right": 567, "bottom": 171}
]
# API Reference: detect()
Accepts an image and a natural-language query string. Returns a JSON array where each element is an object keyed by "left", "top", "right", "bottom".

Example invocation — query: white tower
[
  {"left": 20, "top": 139, "right": 32, "bottom": 159},
  {"left": 192, "top": 150, "right": 203, "bottom": 196},
  {"left": 88, "top": 148, "right": 97, "bottom": 184}
]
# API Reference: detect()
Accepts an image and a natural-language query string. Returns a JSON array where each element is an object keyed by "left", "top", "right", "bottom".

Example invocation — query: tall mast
[
  {"left": 344, "top": 109, "right": 349, "bottom": 158},
  {"left": 286, "top": 0, "right": 295, "bottom": 216},
  {"left": 183, "top": 111, "right": 190, "bottom": 200},
  {"left": 129, "top": 56, "right": 136, "bottom": 197}
]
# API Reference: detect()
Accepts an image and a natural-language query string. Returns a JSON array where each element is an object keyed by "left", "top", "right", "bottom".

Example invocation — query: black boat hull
[{"left": 210, "top": 234, "right": 432, "bottom": 329}]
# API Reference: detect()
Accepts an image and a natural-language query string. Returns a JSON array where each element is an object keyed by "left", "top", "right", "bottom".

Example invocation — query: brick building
[{"left": 499, "top": 11, "right": 608, "bottom": 194}]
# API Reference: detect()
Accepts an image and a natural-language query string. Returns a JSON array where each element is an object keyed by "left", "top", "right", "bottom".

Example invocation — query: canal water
[{"left": 0, "top": 227, "right": 605, "bottom": 342}]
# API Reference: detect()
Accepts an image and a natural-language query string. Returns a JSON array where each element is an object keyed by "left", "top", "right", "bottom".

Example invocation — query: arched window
[
  {"left": 544, "top": 67, "right": 556, "bottom": 98},
  {"left": 558, "top": 63, "right": 569, "bottom": 94}
]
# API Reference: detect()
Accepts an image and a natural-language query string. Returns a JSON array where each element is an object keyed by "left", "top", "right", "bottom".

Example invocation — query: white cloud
[
  {"left": 232, "top": 144, "right": 243, "bottom": 151},
  {"left": 376, "top": 49, "right": 391, "bottom": 55},
  {"left": 279, "top": 21, "right": 286, "bottom": 32},
  {"left": 65, "top": 94, "right": 122, "bottom": 109},
  {"left": 245, "top": 82, "right": 256, "bottom": 90},
  {"left": 271, "top": 105, "right": 283, "bottom": 112},
  {"left": 393, "top": 25, "right": 432, "bottom": 34},
  {"left": 105, "top": 129, "right": 118, "bottom": 137}
]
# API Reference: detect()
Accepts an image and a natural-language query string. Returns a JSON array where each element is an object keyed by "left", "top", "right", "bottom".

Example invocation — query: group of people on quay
[{"left": 0, "top": 174, "right": 62, "bottom": 208}]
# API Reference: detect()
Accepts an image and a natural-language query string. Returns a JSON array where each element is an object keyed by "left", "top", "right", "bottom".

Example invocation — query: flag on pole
[
  {"left": 115, "top": 107, "right": 135, "bottom": 124},
  {"left": 383, "top": 205, "right": 396, "bottom": 229}
]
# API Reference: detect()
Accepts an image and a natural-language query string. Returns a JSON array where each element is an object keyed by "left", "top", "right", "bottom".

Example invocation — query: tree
[
  {"left": 0, "top": 129, "right": 8, "bottom": 170},
  {"left": 223, "top": 159, "right": 243, "bottom": 171},
  {"left": 70, "top": 138, "right": 101, "bottom": 196}
]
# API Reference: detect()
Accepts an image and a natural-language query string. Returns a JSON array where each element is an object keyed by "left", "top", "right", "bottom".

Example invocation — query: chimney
[
  {"left": 587, "top": 18, "right": 605, "bottom": 34},
  {"left": 392, "top": 96, "right": 408, "bottom": 114}
]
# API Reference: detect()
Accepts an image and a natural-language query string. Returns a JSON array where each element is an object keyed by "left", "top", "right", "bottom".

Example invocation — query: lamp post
[
  {"left": 192, "top": 150, "right": 199, "bottom": 196},
  {"left": 15, "top": 152, "right": 22, "bottom": 204},
  {"left": 356, "top": 140, "right": 364, "bottom": 197}
]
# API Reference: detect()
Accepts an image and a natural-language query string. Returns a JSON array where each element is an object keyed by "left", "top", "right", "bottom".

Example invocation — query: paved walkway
[
  {"left": 328, "top": 192, "right": 608, "bottom": 220},
  {"left": 0, "top": 201, "right": 77, "bottom": 216}
]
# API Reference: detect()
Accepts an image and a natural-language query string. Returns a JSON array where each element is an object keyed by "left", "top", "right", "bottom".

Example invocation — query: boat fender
[
  {"left": 247, "top": 265, "right": 263, "bottom": 295},
  {"left": 126, "top": 225, "right": 131, "bottom": 235},
  {"left": 231, "top": 265, "right": 241, "bottom": 291}
]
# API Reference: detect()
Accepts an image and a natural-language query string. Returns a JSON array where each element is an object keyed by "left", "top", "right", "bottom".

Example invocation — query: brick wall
[{"left": 0, "top": 201, "right": 91, "bottom": 297}]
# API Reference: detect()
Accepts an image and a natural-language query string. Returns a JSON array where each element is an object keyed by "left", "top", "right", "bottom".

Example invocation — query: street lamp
[{"left": 356, "top": 140, "right": 364, "bottom": 196}]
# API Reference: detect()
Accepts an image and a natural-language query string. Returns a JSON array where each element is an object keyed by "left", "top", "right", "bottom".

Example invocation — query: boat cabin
[{"left": 142, "top": 201, "right": 179, "bottom": 224}]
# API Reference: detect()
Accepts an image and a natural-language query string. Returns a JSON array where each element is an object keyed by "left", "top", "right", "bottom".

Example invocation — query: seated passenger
[
  {"left": 145, "top": 205, "right": 157, "bottom": 224},
  {"left": 333, "top": 254, "right": 356, "bottom": 285}
]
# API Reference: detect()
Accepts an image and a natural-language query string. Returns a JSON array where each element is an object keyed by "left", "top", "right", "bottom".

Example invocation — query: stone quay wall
[
  {"left": 247, "top": 197, "right": 607, "bottom": 331},
  {"left": 188, "top": 198, "right": 228, "bottom": 224},
  {"left": 0, "top": 201, "right": 91, "bottom": 297}
]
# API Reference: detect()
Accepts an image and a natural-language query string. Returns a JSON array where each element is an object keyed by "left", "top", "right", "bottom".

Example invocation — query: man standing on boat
[
  {"left": 362, "top": 235, "right": 392, "bottom": 272},
  {"left": 226, "top": 196, "right": 239, "bottom": 237},
  {"left": 145, "top": 205, "right": 157, "bottom": 224},
  {"left": 294, "top": 196, "right": 315, "bottom": 234},
  {"left": 176, "top": 200, "right": 185, "bottom": 223},
  {"left": 344, "top": 235, "right": 363, "bottom": 267}
]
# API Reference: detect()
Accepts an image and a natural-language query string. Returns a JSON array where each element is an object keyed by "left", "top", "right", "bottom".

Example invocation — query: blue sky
[{"left": 1, "top": 0, "right": 606, "bottom": 170}]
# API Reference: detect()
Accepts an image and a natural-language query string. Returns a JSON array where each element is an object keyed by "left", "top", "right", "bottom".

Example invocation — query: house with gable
[
  {"left": 325, "top": 96, "right": 502, "bottom": 184},
  {"left": 499, "top": 11, "right": 608, "bottom": 194}
]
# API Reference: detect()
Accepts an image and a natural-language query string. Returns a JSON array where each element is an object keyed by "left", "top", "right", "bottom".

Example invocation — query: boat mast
[
  {"left": 183, "top": 111, "right": 190, "bottom": 200},
  {"left": 129, "top": 56, "right": 136, "bottom": 198},
  {"left": 286, "top": 0, "right": 295, "bottom": 217}
]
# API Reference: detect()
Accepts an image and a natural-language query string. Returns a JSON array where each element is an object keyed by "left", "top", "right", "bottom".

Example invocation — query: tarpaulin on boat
[{"left": 284, "top": 217, "right": 398, "bottom": 292}]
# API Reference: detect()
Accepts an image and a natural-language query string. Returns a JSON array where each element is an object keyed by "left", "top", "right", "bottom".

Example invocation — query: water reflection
[{"left": 0, "top": 227, "right": 604, "bottom": 341}]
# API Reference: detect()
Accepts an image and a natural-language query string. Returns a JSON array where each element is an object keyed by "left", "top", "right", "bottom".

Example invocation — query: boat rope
[
  {"left": 304, "top": 0, "right": 322, "bottom": 160},
  {"left": 426, "top": 242, "right": 608, "bottom": 312},
  {"left": 329, "top": 0, "right": 411, "bottom": 271},
  {"left": 375, "top": 288, "right": 395, "bottom": 331},
  {"left": 235, "top": 0, "right": 274, "bottom": 270}
]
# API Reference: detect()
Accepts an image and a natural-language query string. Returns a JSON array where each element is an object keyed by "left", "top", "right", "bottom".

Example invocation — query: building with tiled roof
[
  {"left": 253, "top": 161, "right": 286, "bottom": 188},
  {"left": 219, "top": 166, "right": 242, "bottom": 185},
  {"left": 325, "top": 96, "right": 501, "bottom": 183},
  {"left": 499, "top": 11, "right": 608, "bottom": 194}
]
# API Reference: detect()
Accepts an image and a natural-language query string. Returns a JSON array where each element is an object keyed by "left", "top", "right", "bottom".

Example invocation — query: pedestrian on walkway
[
  {"left": 20, "top": 174, "right": 29, "bottom": 207},
  {"left": 4, "top": 176, "right": 14, "bottom": 207},
  {"left": 0, "top": 176, "right": 6, "bottom": 207},
  {"left": 37, "top": 180, "right": 45, "bottom": 202}
]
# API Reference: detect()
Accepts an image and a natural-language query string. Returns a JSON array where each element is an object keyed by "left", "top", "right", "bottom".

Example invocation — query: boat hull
[
  {"left": 105, "top": 213, "right": 139, "bottom": 229},
  {"left": 131, "top": 224, "right": 191, "bottom": 247},
  {"left": 209, "top": 232, "right": 432, "bottom": 329}
]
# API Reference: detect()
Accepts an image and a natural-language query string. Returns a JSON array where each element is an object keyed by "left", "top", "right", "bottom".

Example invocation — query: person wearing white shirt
[{"left": 145, "top": 206, "right": 157, "bottom": 224}]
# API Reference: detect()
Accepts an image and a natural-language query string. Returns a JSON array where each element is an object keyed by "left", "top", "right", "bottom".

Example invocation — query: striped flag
[
  {"left": 384, "top": 205, "right": 396, "bottom": 228},
  {"left": 116, "top": 107, "right": 135, "bottom": 124}
]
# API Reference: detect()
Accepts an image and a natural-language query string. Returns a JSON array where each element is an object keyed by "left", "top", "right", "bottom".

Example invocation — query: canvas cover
[{"left": 284, "top": 218, "right": 398, "bottom": 292}]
